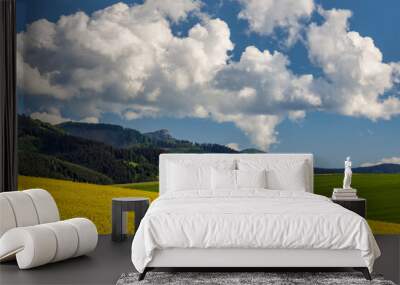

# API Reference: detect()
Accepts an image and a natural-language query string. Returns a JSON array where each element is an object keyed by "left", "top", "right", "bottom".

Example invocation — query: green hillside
[{"left": 19, "top": 151, "right": 113, "bottom": 184}]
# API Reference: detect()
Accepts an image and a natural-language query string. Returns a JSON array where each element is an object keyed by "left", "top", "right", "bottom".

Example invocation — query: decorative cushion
[
  {"left": 238, "top": 159, "right": 307, "bottom": 191},
  {"left": 211, "top": 168, "right": 268, "bottom": 191},
  {"left": 212, "top": 168, "right": 237, "bottom": 191},
  {"left": 236, "top": 169, "right": 267, "bottom": 189},
  {"left": 167, "top": 162, "right": 212, "bottom": 192}
]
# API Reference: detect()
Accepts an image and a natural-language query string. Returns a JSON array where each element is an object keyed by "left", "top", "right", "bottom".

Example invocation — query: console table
[{"left": 112, "top": 197, "right": 150, "bottom": 242}]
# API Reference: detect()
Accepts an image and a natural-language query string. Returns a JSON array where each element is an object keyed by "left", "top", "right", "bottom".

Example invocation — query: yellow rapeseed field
[
  {"left": 18, "top": 176, "right": 159, "bottom": 234},
  {"left": 367, "top": 220, "right": 400, "bottom": 235}
]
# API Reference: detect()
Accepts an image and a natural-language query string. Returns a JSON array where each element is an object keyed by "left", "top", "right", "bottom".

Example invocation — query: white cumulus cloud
[
  {"left": 361, "top": 156, "right": 400, "bottom": 167},
  {"left": 307, "top": 8, "right": 400, "bottom": 120},
  {"left": 226, "top": 143, "right": 240, "bottom": 151},
  {"left": 80, "top": 117, "right": 100, "bottom": 124},
  {"left": 288, "top": 110, "right": 306, "bottom": 121},
  {"left": 31, "top": 110, "right": 71, "bottom": 125},
  {"left": 30, "top": 108, "right": 100, "bottom": 125},
  {"left": 238, "top": 0, "right": 314, "bottom": 46}
]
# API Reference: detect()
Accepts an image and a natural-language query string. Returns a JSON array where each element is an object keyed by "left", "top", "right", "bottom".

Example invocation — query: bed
[{"left": 131, "top": 154, "right": 380, "bottom": 280}]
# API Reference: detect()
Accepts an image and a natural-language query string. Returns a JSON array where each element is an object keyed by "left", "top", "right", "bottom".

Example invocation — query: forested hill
[
  {"left": 18, "top": 115, "right": 237, "bottom": 184},
  {"left": 18, "top": 115, "right": 161, "bottom": 184}
]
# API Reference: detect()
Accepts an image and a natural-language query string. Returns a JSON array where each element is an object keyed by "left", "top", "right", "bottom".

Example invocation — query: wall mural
[{"left": 16, "top": 0, "right": 400, "bottom": 234}]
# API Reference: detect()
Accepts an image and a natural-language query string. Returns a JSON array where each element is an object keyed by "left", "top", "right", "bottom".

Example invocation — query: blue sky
[{"left": 16, "top": 0, "right": 400, "bottom": 167}]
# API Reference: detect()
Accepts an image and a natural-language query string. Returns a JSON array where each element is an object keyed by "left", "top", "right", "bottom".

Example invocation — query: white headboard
[{"left": 159, "top": 153, "right": 314, "bottom": 195}]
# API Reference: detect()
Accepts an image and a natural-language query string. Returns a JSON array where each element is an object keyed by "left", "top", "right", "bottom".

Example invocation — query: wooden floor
[{"left": 0, "top": 235, "right": 399, "bottom": 285}]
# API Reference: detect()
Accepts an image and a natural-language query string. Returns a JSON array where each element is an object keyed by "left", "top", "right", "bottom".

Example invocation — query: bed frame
[
  {"left": 139, "top": 154, "right": 371, "bottom": 280},
  {"left": 140, "top": 248, "right": 370, "bottom": 280}
]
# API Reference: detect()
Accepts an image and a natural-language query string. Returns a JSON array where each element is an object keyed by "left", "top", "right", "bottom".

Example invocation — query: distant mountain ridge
[
  {"left": 315, "top": 163, "right": 400, "bottom": 174},
  {"left": 58, "top": 121, "right": 151, "bottom": 148},
  {"left": 57, "top": 121, "right": 239, "bottom": 153}
]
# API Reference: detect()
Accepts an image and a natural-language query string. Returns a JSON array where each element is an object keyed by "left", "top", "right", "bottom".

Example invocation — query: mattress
[{"left": 131, "top": 190, "right": 380, "bottom": 273}]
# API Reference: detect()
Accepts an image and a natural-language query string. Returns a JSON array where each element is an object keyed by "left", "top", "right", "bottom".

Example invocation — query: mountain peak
[
  {"left": 156, "top": 129, "right": 170, "bottom": 135},
  {"left": 144, "top": 129, "right": 173, "bottom": 141}
]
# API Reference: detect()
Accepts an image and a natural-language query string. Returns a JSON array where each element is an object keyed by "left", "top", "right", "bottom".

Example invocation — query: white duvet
[{"left": 131, "top": 190, "right": 380, "bottom": 273}]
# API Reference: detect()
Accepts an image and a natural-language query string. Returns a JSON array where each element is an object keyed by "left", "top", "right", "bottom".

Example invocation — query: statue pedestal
[
  {"left": 332, "top": 188, "right": 358, "bottom": 199},
  {"left": 333, "top": 188, "right": 357, "bottom": 192}
]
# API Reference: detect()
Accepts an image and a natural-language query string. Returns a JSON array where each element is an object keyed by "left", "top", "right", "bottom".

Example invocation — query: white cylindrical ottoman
[{"left": 0, "top": 218, "right": 98, "bottom": 269}]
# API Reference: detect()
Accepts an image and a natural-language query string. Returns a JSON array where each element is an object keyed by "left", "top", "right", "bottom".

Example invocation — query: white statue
[{"left": 343, "top": 156, "right": 352, "bottom": 189}]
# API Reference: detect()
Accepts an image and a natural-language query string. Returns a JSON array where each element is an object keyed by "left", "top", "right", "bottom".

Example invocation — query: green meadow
[
  {"left": 114, "top": 181, "right": 159, "bottom": 192},
  {"left": 19, "top": 174, "right": 400, "bottom": 234},
  {"left": 314, "top": 174, "right": 400, "bottom": 224}
]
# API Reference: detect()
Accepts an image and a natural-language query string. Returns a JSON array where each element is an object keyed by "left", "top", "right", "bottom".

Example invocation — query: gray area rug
[{"left": 116, "top": 272, "right": 395, "bottom": 285}]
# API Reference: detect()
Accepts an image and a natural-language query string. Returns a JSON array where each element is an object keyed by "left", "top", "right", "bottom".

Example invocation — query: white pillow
[
  {"left": 168, "top": 159, "right": 236, "bottom": 170},
  {"left": 238, "top": 159, "right": 307, "bottom": 191},
  {"left": 236, "top": 169, "right": 267, "bottom": 189},
  {"left": 212, "top": 168, "right": 237, "bottom": 191},
  {"left": 167, "top": 162, "right": 212, "bottom": 192}
]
